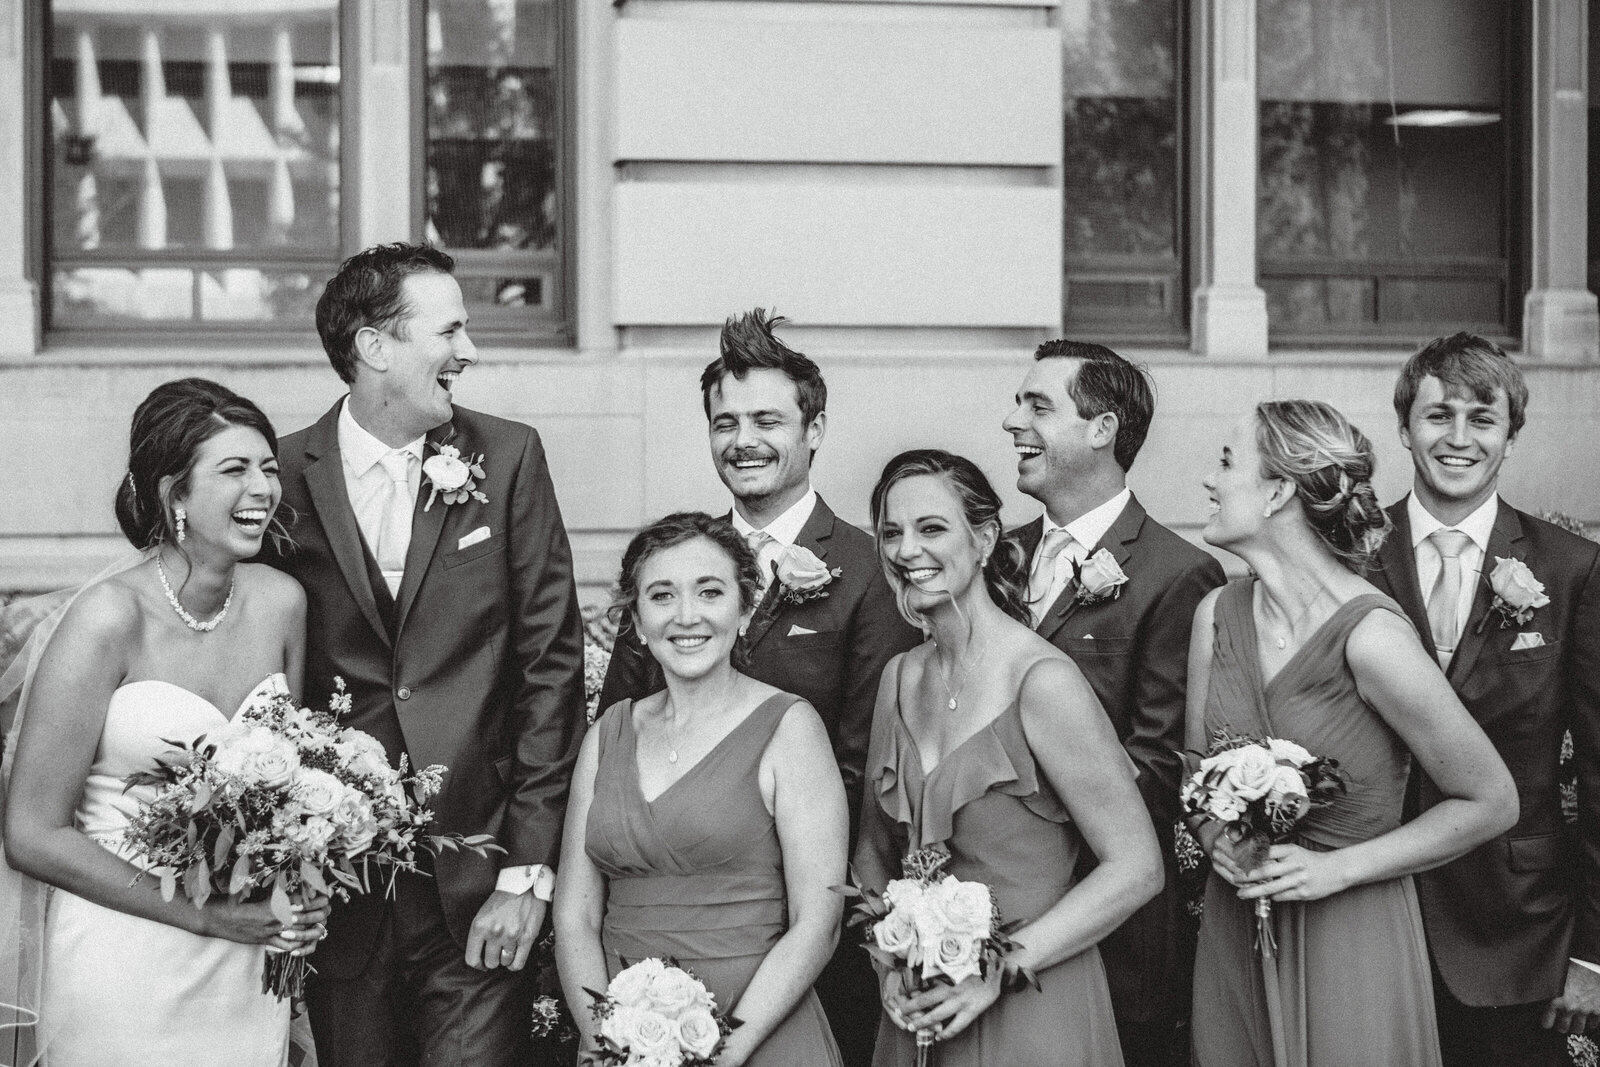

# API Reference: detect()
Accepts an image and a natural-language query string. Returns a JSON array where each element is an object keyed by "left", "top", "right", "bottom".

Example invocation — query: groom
[
  {"left": 598, "top": 308, "right": 919, "bottom": 1066},
  {"left": 1368, "top": 333, "right": 1600, "bottom": 1067},
  {"left": 262, "top": 243, "right": 586, "bottom": 1066},
  {"left": 1003, "top": 340, "right": 1225, "bottom": 1067}
]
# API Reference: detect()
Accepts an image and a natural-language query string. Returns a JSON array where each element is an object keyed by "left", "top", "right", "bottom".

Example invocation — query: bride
[{"left": 2, "top": 379, "right": 331, "bottom": 1066}]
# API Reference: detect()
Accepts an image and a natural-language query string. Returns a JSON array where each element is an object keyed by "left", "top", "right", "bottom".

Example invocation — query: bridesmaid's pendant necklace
[
  {"left": 662, "top": 681, "right": 737, "bottom": 764},
  {"left": 933, "top": 635, "right": 986, "bottom": 712},
  {"left": 1264, "top": 583, "right": 1332, "bottom": 651},
  {"left": 156, "top": 554, "right": 234, "bottom": 633}
]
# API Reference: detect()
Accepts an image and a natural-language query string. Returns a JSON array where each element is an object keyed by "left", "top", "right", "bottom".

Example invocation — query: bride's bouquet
[
  {"left": 838, "top": 847, "right": 1032, "bottom": 1066},
  {"left": 583, "top": 957, "right": 737, "bottom": 1066},
  {"left": 121, "top": 680, "right": 498, "bottom": 999},
  {"left": 1180, "top": 731, "right": 1349, "bottom": 953}
]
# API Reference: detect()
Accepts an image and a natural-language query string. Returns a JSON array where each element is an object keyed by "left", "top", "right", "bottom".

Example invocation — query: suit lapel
[
  {"left": 1037, "top": 495, "right": 1144, "bottom": 643},
  {"left": 1447, "top": 499, "right": 1524, "bottom": 686},
  {"left": 302, "top": 404, "right": 392, "bottom": 648},
  {"left": 740, "top": 496, "right": 837, "bottom": 654},
  {"left": 393, "top": 421, "right": 456, "bottom": 637},
  {"left": 1374, "top": 501, "right": 1437, "bottom": 661}
]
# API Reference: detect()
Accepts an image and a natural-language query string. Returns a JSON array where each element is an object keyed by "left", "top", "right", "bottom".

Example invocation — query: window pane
[
  {"left": 1258, "top": 0, "right": 1510, "bottom": 336},
  {"left": 48, "top": 1, "right": 341, "bottom": 328},
  {"left": 1061, "top": 0, "right": 1182, "bottom": 333},
  {"left": 426, "top": 0, "right": 565, "bottom": 333}
]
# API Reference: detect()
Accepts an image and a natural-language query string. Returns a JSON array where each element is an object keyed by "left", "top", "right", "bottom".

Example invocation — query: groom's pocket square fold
[
  {"left": 786, "top": 624, "right": 817, "bottom": 636},
  {"left": 457, "top": 526, "right": 492, "bottom": 550},
  {"left": 1510, "top": 631, "right": 1546, "bottom": 651}
]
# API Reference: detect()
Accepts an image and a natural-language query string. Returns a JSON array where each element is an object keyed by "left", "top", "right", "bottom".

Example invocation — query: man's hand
[
  {"left": 465, "top": 890, "right": 545, "bottom": 972},
  {"left": 1542, "top": 961, "right": 1600, "bottom": 1034}
]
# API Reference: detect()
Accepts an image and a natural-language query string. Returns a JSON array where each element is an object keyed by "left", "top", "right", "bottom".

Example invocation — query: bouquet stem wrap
[{"left": 915, "top": 1026, "right": 935, "bottom": 1067}]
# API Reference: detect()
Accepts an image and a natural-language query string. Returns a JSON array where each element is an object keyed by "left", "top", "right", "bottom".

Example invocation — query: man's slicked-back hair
[
  {"left": 1394, "top": 331, "right": 1528, "bottom": 439},
  {"left": 699, "top": 308, "right": 827, "bottom": 427},
  {"left": 1032, "top": 339, "right": 1155, "bottom": 471},
  {"left": 315, "top": 242, "right": 457, "bottom": 385}
]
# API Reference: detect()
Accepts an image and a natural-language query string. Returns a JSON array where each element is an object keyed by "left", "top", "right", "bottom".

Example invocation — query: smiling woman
[{"left": 555, "top": 510, "right": 849, "bottom": 1067}]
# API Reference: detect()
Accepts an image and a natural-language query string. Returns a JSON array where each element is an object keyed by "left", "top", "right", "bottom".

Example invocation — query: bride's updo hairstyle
[
  {"left": 869, "top": 449, "right": 1030, "bottom": 629},
  {"left": 610, "top": 511, "right": 763, "bottom": 625},
  {"left": 1254, "top": 399, "right": 1391, "bottom": 570},
  {"left": 115, "top": 378, "right": 283, "bottom": 551}
]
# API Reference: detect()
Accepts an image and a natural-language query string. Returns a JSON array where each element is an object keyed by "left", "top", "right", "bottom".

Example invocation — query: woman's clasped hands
[{"left": 201, "top": 892, "right": 333, "bottom": 957}]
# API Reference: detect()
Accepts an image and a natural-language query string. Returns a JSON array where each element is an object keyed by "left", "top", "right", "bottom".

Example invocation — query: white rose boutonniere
[
  {"left": 1072, "top": 548, "right": 1128, "bottom": 605},
  {"left": 1481, "top": 556, "right": 1551, "bottom": 630},
  {"left": 421, "top": 443, "right": 488, "bottom": 511},
  {"left": 771, "top": 544, "right": 842, "bottom": 607}
]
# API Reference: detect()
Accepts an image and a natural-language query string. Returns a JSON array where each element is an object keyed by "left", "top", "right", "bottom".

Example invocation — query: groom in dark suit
[
  {"left": 598, "top": 309, "right": 919, "bottom": 1066},
  {"left": 1367, "top": 333, "right": 1600, "bottom": 1067},
  {"left": 1003, "top": 340, "right": 1225, "bottom": 1067},
  {"left": 262, "top": 243, "right": 585, "bottom": 1067}
]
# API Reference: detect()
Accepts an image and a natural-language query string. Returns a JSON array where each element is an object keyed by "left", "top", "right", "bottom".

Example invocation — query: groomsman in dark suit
[
  {"left": 1003, "top": 340, "right": 1225, "bottom": 1067},
  {"left": 261, "top": 243, "right": 586, "bottom": 1066},
  {"left": 598, "top": 309, "right": 920, "bottom": 1066},
  {"left": 1367, "top": 333, "right": 1600, "bottom": 1067}
]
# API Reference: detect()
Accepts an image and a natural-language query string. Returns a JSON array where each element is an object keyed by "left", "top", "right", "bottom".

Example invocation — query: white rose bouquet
[
  {"left": 1180, "top": 731, "right": 1349, "bottom": 954},
  {"left": 837, "top": 847, "right": 1033, "bottom": 1066},
  {"left": 583, "top": 957, "right": 737, "bottom": 1066},
  {"left": 121, "top": 679, "right": 499, "bottom": 1000}
]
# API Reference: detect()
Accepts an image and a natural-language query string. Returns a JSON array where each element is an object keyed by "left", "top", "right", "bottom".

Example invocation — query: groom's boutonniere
[
  {"left": 1072, "top": 548, "right": 1128, "bottom": 606},
  {"left": 771, "top": 545, "right": 842, "bottom": 607},
  {"left": 422, "top": 443, "right": 488, "bottom": 511},
  {"left": 1478, "top": 556, "right": 1550, "bottom": 631}
]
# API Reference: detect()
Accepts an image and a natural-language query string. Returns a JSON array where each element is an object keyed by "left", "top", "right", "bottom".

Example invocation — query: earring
[
  {"left": 637, "top": 630, "right": 647, "bottom": 646},
  {"left": 1261, "top": 507, "right": 1273, "bottom": 519},
  {"left": 175, "top": 508, "right": 187, "bottom": 543}
]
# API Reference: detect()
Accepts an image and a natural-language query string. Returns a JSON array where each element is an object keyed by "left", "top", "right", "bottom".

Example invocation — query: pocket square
[
  {"left": 457, "top": 526, "right": 491, "bottom": 550},
  {"left": 1510, "top": 631, "right": 1546, "bottom": 651},
  {"left": 1081, "top": 633, "right": 1094, "bottom": 640},
  {"left": 786, "top": 624, "right": 817, "bottom": 637}
]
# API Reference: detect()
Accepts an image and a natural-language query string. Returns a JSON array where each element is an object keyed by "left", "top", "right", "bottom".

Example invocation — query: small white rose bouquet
[
  {"left": 1180, "top": 731, "right": 1349, "bottom": 954},
  {"left": 583, "top": 957, "right": 737, "bottom": 1066},
  {"left": 121, "top": 679, "right": 499, "bottom": 1000},
  {"left": 837, "top": 847, "right": 1032, "bottom": 1066}
]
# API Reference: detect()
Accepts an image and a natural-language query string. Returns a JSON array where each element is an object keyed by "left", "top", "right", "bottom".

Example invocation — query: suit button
[{"left": 396, "top": 686, "right": 411, "bottom": 701}]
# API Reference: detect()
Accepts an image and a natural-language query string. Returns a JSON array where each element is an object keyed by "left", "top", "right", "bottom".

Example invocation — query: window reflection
[
  {"left": 1061, "top": 0, "right": 1182, "bottom": 333},
  {"left": 426, "top": 0, "right": 564, "bottom": 329},
  {"left": 48, "top": 0, "right": 341, "bottom": 328},
  {"left": 1257, "top": 0, "right": 1511, "bottom": 336}
]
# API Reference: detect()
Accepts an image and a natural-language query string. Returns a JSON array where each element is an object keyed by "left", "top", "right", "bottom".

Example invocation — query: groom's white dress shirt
[
  {"left": 731, "top": 488, "right": 818, "bottom": 594},
  {"left": 1408, "top": 492, "right": 1496, "bottom": 669},
  {"left": 338, "top": 398, "right": 553, "bottom": 901}
]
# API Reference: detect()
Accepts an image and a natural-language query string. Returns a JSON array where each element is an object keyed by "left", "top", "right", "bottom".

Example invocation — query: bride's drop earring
[{"left": 175, "top": 508, "right": 187, "bottom": 543}]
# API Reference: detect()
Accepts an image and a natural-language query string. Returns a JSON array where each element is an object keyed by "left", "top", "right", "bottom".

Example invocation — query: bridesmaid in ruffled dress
[{"left": 854, "top": 449, "right": 1163, "bottom": 1067}]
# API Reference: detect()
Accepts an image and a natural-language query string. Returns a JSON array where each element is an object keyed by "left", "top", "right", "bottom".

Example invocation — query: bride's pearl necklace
[{"left": 156, "top": 555, "right": 234, "bottom": 633}]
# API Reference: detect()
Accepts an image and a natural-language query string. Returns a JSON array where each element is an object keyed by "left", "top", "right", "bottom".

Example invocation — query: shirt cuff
[
  {"left": 1573, "top": 958, "right": 1600, "bottom": 977},
  {"left": 496, "top": 863, "right": 555, "bottom": 901}
]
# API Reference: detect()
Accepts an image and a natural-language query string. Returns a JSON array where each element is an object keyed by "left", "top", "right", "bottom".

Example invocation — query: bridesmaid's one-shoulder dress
[
  {"left": 1190, "top": 581, "right": 1441, "bottom": 1067},
  {"left": 585, "top": 693, "right": 843, "bottom": 1067},
  {"left": 855, "top": 658, "right": 1126, "bottom": 1067}
]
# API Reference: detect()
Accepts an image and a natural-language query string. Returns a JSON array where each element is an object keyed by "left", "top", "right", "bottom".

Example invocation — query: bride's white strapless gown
[{"left": 38, "top": 674, "right": 292, "bottom": 1067}]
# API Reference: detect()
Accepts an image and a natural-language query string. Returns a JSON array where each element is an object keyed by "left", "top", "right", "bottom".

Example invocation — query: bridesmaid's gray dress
[
  {"left": 585, "top": 693, "right": 842, "bottom": 1067},
  {"left": 1190, "top": 581, "right": 1442, "bottom": 1067},
  {"left": 855, "top": 658, "right": 1126, "bottom": 1067}
]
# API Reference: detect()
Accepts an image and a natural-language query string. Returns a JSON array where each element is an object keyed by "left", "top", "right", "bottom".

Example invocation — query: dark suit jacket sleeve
[
  {"left": 1130, "top": 554, "right": 1227, "bottom": 829},
  {"left": 840, "top": 574, "right": 923, "bottom": 829},
  {"left": 1568, "top": 549, "right": 1600, "bottom": 964},
  {"left": 597, "top": 613, "right": 661, "bottom": 712},
  {"left": 500, "top": 426, "right": 586, "bottom": 869}
]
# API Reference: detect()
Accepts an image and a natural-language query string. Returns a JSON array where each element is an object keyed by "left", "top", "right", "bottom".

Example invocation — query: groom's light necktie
[
  {"left": 375, "top": 450, "right": 417, "bottom": 597},
  {"left": 748, "top": 530, "right": 780, "bottom": 599},
  {"left": 1028, "top": 527, "right": 1076, "bottom": 627},
  {"left": 1426, "top": 528, "right": 1472, "bottom": 662}
]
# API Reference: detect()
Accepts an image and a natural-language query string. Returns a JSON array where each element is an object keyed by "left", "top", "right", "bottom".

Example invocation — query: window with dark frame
[
  {"left": 1061, "top": 0, "right": 1186, "bottom": 338},
  {"left": 1257, "top": 0, "right": 1519, "bottom": 342}
]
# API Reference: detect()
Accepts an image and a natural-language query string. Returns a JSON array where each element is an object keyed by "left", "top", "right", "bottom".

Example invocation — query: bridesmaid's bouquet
[
  {"left": 120, "top": 679, "right": 498, "bottom": 1000},
  {"left": 1180, "top": 731, "right": 1349, "bottom": 953},
  {"left": 583, "top": 956, "right": 737, "bottom": 1066},
  {"left": 839, "top": 847, "right": 1033, "bottom": 1065}
]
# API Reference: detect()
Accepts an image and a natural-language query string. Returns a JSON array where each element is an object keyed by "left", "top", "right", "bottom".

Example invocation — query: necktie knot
[
  {"left": 1038, "top": 526, "right": 1074, "bottom": 562},
  {"left": 1429, "top": 528, "right": 1471, "bottom": 559},
  {"left": 380, "top": 449, "right": 414, "bottom": 485}
]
